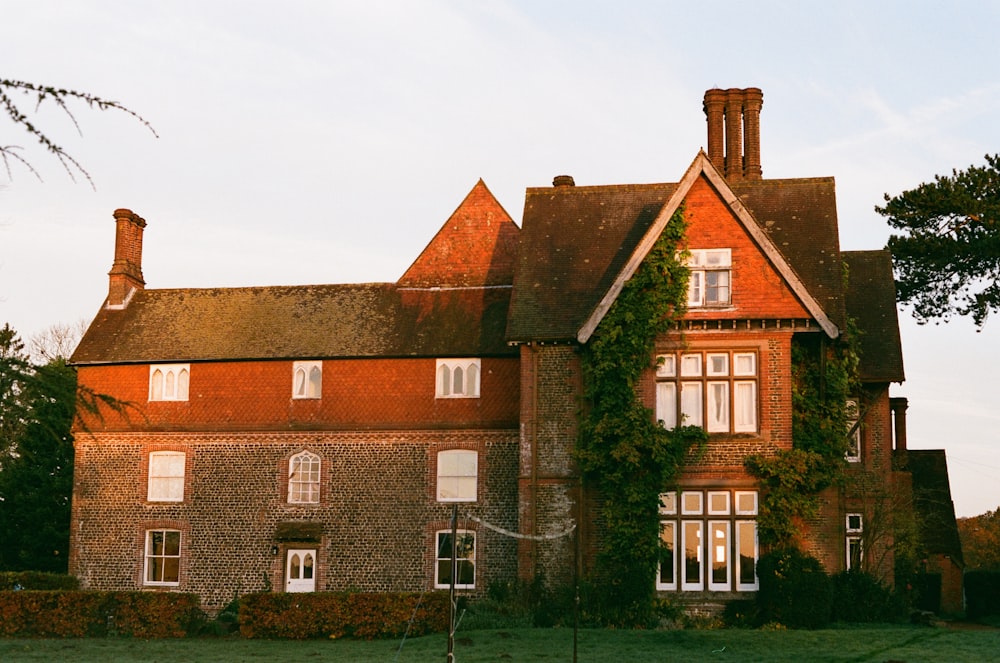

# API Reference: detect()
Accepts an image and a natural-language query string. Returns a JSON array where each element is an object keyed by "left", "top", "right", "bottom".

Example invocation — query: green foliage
[
  {"left": 746, "top": 327, "right": 860, "bottom": 547},
  {"left": 576, "top": 208, "right": 706, "bottom": 626},
  {"left": 756, "top": 548, "right": 832, "bottom": 629},
  {"left": 830, "top": 571, "right": 906, "bottom": 623},
  {"left": 0, "top": 590, "right": 203, "bottom": 637},
  {"left": 239, "top": 591, "right": 448, "bottom": 639},
  {"left": 876, "top": 153, "right": 1000, "bottom": 327}
]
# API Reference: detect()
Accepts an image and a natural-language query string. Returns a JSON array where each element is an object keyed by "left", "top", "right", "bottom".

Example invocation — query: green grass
[{"left": 1, "top": 626, "right": 998, "bottom": 662}]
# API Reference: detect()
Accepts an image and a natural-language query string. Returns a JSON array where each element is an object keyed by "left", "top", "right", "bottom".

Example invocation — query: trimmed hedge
[
  {"left": 965, "top": 570, "right": 1000, "bottom": 619},
  {"left": 240, "top": 591, "right": 449, "bottom": 639},
  {"left": 0, "top": 591, "right": 203, "bottom": 637},
  {"left": 0, "top": 572, "right": 79, "bottom": 591}
]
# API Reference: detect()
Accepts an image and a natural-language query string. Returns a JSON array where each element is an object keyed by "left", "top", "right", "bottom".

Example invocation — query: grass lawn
[{"left": 1, "top": 625, "right": 998, "bottom": 662}]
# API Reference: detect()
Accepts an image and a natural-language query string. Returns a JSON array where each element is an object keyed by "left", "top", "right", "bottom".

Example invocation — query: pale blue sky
[{"left": 2, "top": 1, "right": 999, "bottom": 516}]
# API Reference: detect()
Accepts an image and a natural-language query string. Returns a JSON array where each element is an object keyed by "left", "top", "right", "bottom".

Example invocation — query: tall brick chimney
[
  {"left": 106, "top": 208, "right": 146, "bottom": 309},
  {"left": 703, "top": 87, "right": 763, "bottom": 181}
]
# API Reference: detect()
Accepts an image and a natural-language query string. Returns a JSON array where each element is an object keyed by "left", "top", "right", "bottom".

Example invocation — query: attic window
[
  {"left": 687, "top": 249, "right": 731, "bottom": 307},
  {"left": 293, "top": 361, "right": 322, "bottom": 399},
  {"left": 150, "top": 365, "right": 190, "bottom": 401},
  {"left": 436, "top": 359, "right": 480, "bottom": 398}
]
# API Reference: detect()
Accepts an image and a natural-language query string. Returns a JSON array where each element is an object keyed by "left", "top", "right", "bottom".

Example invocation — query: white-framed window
[
  {"left": 435, "top": 530, "right": 476, "bottom": 589},
  {"left": 436, "top": 449, "right": 478, "bottom": 502},
  {"left": 149, "top": 364, "right": 190, "bottom": 401},
  {"left": 656, "top": 351, "right": 758, "bottom": 433},
  {"left": 148, "top": 451, "right": 185, "bottom": 502},
  {"left": 846, "top": 512, "right": 863, "bottom": 570},
  {"left": 436, "top": 359, "right": 481, "bottom": 398},
  {"left": 293, "top": 361, "right": 322, "bottom": 399},
  {"left": 659, "top": 489, "right": 759, "bottom": 593},
  {"left": 687, "top": 249, "right": 731, "bottom": 307},
  {"left": 144, "top": 529, "right": 181, "bottom": 586},
  {"left": 845, "top": 399, "right": 861, "bottom": 462},
  {"left": 288, "top": 450, "right": 321, "bottom": 504}
]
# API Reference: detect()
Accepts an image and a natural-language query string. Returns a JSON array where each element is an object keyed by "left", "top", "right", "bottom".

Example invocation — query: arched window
[
  {"left": 288, "top": 451, "right": 321, "bottom": 504},
  {"left": 149, "top": 364, "right": 190, "bottom": 401},
  {"left": 435, "top": 359, "right": 481, "bottom": 398},
  {"left": 293, "top": 361, "right": 322, "bottom": 399}
]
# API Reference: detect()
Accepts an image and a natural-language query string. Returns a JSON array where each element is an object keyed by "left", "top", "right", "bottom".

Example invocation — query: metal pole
[{"left": 447, "top": 502, "right": 457, "bottom": 662}]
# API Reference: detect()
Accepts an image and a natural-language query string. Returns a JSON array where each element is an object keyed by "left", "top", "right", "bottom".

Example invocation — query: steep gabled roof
[
  {"left": 70, "top": 284, "right": 516, "bottom": 364},
  {"left": 397, "top": 179, "right": 520, "bottom": 288},
  {"left": 908, "top": 450, "right": 964, "bottom": 566},
  {"left": 843, "top": 250, "right": 905, "bottom": 383},
  {"left": 507, "top": 152, "right": 843, "bottom": 343}
]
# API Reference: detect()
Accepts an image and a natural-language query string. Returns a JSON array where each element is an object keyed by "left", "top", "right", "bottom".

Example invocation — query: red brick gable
[
  {"left": 397, "top": 179, "right": 520, "bottom": 288},
  {"left": 683, "top": 174, "right": 812, "bottom": 321}
]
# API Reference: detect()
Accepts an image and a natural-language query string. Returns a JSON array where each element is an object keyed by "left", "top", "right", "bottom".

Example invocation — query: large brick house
[{"left": 69, "top": 88, "right": 958, "bottom": 613}]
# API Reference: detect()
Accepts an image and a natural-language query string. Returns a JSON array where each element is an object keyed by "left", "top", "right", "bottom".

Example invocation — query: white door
[{"left": 286, "top": 549, "right": 316, "bottom": 592}]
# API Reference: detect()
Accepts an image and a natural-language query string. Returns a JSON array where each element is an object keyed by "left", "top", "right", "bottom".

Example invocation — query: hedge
[
  {"left": 0, "top": 591, "right": 203, "bottom": 638},
  {"left": 0, "top": 572, "right": 79, "bottom": 591},
  {"left": 240, "top": 591, "right": 449, "bottom": 639}
]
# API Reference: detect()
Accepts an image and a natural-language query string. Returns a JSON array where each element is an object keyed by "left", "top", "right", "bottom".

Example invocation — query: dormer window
[
  {"left": 687, "top": 249, "right": 731, "bottom": 307},
  {"left": 149, "top": 365, "right": 190, "bottom": 402},
  {"left": 293, "top": 361, "right": 322, "bottom": 399},
  {"left": 436, "top": 359, "right": 480, "bottom": 398}
]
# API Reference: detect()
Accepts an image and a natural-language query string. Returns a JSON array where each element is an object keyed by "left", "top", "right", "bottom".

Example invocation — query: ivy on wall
[
  {"left": 747, "top": 316, "right": 861, "bottom": 548},
  {"left": 576, "top": 207, "right": 707, "bottom": 625}
]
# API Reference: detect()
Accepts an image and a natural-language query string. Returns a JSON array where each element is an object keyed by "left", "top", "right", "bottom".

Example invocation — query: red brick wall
[
  {"left": 75, "top": 357, "right": 520, "bottom": 432},
  {"left": 683, "top": 175, "right": 811, "bottom": 321},
  {"left": 69, "top": 430, "right": 518, "bottom": 612}
]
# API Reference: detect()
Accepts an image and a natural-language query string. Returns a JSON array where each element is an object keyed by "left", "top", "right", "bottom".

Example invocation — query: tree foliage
[
  {"left": 876, "top": 154, "right": 1000, "bottom": 328},
  {"left": 1, "top": 78, "right": 156, "bottom": 187},
  {"left": 958, "top": 507, "right": 1000, "bottom": 570}
]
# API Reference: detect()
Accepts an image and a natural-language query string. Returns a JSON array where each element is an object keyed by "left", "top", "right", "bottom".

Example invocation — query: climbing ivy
[
  {"left": 576, "top": 207, "right": 707, "bottom": 626},
  {"left": 747, "top": 315, "right": 861, "bottom": 547}
]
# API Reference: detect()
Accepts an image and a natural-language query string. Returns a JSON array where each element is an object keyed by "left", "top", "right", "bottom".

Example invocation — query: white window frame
[
  {"left": 847, "top": 536, "right": 863, "bottom": 571},
  {"left": 659, "top": 490, "right": 759, "bottom": 593},
  {"left": 149, "top": 364, "right": 190, "bottom": 401},
  {"left": 736, "top": 520, "right": 759, "bottom": 591},
  {"left": 707, "top": 520, "right": 731, "bottom": 591},
  {"left": 434, "top": 530, "right": 476, "bottom": 589},
  {"left": 292, "top": 361, "right": 322, "bottom": 399},
  {"left": 436, "top": 449, "right": 478, "bottom": 502},
  {"left": 144, "top": 529, "right": 181, "bottom": 586},
  {"left": 846, "top": 512, "right": 863, "bottom": 534},
  {"left": 436, "top": 359, "right": 481, "bottom": 398},
  {"left": 687, "top": 249, "right": 732, "bottom": 307},
  {"left": 657, "top": 350, "right": 758, "bottom": 434},
  {"left": 288, "top": 450, "right": 321, "bottom": 504},
  {"left": 657, "top": 520, "right": 677, "bottom": 590},
  {"left": 148, "top": 451, "right": 185, "bottom": 502}
]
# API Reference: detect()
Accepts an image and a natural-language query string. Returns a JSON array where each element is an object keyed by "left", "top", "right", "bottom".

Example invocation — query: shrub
[
  {"left": 965, "top": 570, "right": 1000, "bottom": 619},
  {"left": 239, "top": 591, "right": 448, "bottom": 639},
  {"left": 830, "top": 570, "right": 906, "bottom": 623},
  {"left": 0, "top": 590, "right": 203, "bottom": 637},
  {"left": 0, "top": 572, "right": 79, "bottom": 590},
  {"left": 756, "top": 548, "right": 832, "bottom": 629}
]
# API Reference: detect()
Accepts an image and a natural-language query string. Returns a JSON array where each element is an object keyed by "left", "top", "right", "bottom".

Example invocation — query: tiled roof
[
  {"left": 398, "top": 179, "right": 520, "bottom": 288},
  {"left": 507, "top": 170, "right": 846, "bottom": 342},
  {"left": 908, "top": 450, "right": 964, "bottom": 566},
  {"left": 70, "top": 283, "right": 515, "bottom": 364},
  {"left": 843, "top": 250, "right": 905, "bottom": 383}
]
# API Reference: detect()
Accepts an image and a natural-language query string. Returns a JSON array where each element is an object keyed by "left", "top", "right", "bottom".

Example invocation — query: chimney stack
[
  {"left": 890, "top": 397, "right": 909, "bottom": 453},
  {"left": 107, "top": 208, "right": 146, "bottom": 309},
  {"left": 703, "top": 87, "right": 763, "bottom": 181}
]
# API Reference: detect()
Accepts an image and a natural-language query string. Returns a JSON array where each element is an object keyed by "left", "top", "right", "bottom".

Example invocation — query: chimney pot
[{"left": 553, "top": 175, "right": 576, "bottom": 187}]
